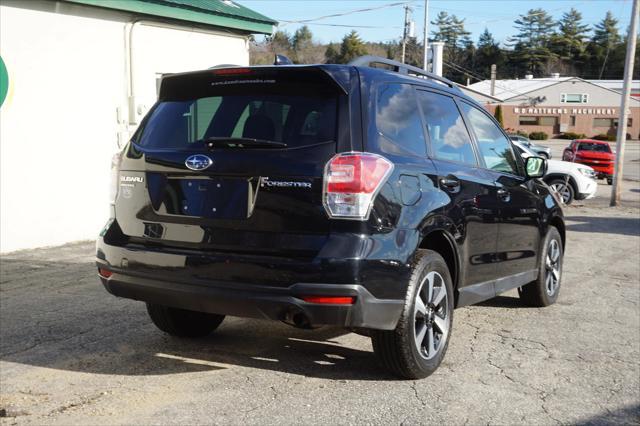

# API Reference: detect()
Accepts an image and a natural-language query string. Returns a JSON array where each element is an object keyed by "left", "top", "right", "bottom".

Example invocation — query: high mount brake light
[
  {"left": 323, "top": 152, "right": 393, "bottom": 220},
  {"left": 212, "top": 68, "right": 252, "bottom": 75}
]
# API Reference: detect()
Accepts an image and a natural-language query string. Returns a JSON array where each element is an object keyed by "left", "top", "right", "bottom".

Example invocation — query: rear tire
[
  {"left": 371, "top": 250, "right": 454, "bottom": 379},
  {"left": 607, "top": 177, "right": 613, "bottom": 185},
  {"left": 519, "top": 227, "right": 563, "bottom": 307},
  {"left": 146, "top": 303, "right": 225, "bottom": 338}
]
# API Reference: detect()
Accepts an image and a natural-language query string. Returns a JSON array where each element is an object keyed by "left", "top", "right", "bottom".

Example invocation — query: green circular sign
[{"left": 0, "top": 56, "right": 8, "bottom": 107}]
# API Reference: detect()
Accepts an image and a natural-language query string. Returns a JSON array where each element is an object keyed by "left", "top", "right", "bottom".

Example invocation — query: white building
[{"left": 0, "top": 0, "right": 275, "bottom": 252}]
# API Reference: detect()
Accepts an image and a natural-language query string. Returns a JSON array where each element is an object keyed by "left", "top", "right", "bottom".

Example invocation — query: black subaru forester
[{"left": 97, "top": 56, "right": 565, "bottom": 379}]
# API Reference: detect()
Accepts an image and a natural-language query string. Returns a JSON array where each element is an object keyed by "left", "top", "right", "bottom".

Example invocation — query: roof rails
[{"left": 348, "top": 55, "right": 457, "bottom": 89}]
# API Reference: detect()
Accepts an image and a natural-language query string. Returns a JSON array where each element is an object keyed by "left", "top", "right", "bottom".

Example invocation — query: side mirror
[{"left": 525, "top": 156, "right": 546, "bottom": 179}]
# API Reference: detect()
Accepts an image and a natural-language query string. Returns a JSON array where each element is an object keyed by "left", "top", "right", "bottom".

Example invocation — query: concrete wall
[{"left": 0, "top": 1, "right": 249, "bottom": 252}]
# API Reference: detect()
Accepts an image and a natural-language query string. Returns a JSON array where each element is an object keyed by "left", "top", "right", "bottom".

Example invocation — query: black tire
[
  {"left": 519, "top": 227, "right": 563, "bottom": 307},
  {"left": 146, "top": 303, "right": 225, "bottom": 338},
  {"left": 548, "top": 178, "right": 575, "bottom": 205},
  {"left": 371, "top": 250, "right": 454, "bottom": 379},
  {"left": 539, "top": 152, "right": 550, "bottom": 159},
  {"left": 607, "top": 177, "right": 613, "bottom": 185}
]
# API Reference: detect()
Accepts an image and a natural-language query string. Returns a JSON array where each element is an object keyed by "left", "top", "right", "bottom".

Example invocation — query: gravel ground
[{"left": 1, "top": 185, "right": 639, "bottom": 425}]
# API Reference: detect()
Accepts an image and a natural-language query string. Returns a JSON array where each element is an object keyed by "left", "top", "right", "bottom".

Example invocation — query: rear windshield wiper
[{"left": 198, "top": 137, "right": 287, "bottom": 149}]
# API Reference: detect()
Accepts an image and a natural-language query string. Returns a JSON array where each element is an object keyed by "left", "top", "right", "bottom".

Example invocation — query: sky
[{"left": 240, "top": 0, "right": 636, "bottom": 45}]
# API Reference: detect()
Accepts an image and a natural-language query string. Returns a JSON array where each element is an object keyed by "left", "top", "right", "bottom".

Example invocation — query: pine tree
[
  {"left": 475, "top": 28, "right": 506, "bottom": 78},
  {"left": 268, "top": 30, "right": 293, "bottom": 56},
  {"left": 292, "top": 25, "right": 314, "bottom": 63},
  {"left": 431, "top": 11, "right": 473, "bottom": 83},
  {"left": 586, "top": 11, "right": 623, "bottom": 78},
  {"left": 337, "top": 31, "right": 368, "bottom": 64},
  {"left": 510, "top": 8, "right": 556, "bottom": 75},
  {"left": 550, "top": 8, "right": 589, "bottom": 61},
  {"left": 324, "top": 43, "right": 339, "bottom": 64}
]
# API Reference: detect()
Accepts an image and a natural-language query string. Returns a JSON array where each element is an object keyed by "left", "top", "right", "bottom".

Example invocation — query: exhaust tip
[{"left": 282, "top": 308, "right": 313, "bottom": 329}]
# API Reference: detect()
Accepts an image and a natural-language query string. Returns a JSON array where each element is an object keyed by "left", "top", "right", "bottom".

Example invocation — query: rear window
[
  {"left": 134, "top": 76, "right": 338, "bottom": 150},
  {"left": 577, "top": 142, "right": 611, "bottom": 153}
]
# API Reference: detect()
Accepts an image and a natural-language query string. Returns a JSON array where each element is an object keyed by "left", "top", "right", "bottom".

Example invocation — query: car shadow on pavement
[
  {"left": 574, "top": 403, "right": 640, "bottom": 425},
  {"left": 565, "top": 215, "right": 640, "bottom": 237},
  {"left": 0, "top": 256, "right": 396, "bottom": 381},
  {"left": 473, "top": 295, "right": 533, "bottom": 309}
]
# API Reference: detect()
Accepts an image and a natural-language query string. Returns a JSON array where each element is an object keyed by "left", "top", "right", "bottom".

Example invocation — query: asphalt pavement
[{"left": 1, "top": 184, "right": 639, "bottom": 425}]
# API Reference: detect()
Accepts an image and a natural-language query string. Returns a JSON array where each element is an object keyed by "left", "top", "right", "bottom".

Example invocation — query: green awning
[{"left": 63, "top": 0, "right": 277, "bottom": 34}]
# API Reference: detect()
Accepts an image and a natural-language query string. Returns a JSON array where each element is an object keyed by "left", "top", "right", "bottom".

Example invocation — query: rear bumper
[
  {"left": 95, "top": 228, "right": 407, "bottom": 330},
  {"left": 98, "top": 270, "right": 403, "bottom": 330}
]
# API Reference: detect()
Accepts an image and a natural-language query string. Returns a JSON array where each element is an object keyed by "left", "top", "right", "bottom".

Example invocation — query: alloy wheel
[
  {"left": 545, "top": 239, "right": 561, "bottom": 296},
  {"left": 413, "top": 271, "right": 449, "bottom": 360},
  {"left": 550, "top": 182, "right": 571, "bottom": 204}
]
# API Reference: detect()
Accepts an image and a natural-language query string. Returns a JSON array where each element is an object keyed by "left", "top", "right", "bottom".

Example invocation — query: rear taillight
[
  {"left": 323, "top": 152, "right": 393, "bottom": 220},
  {"left": 109, "top": 152, "right": 121, "bottom": 203}
]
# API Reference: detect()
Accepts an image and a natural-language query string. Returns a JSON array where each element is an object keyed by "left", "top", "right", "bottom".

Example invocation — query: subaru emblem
[{"left": 185, "top": 154, "right": 213, "bottom": 171}]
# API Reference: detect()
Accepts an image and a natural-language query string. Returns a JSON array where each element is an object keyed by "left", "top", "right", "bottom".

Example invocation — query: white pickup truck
[{"left": 512, "top": 140, "right": 598, "bottom": 205}]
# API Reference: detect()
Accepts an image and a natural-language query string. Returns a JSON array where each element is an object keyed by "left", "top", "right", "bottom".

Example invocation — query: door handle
[
  {"left": 497, "top": 188, "right": 510, "bottom": 202},
  {"left": 440, "top": 177, "right": 460, "bottom": 190}
]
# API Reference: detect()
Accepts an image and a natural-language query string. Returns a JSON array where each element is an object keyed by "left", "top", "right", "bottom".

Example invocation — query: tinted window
[
  {"left": 460, "top": 102, "right": 519, "bottom": 175},
  {"left": 375, "top": 84, "right": 426, "bottom": 157},
  {"left": 416, "top": 90, "right": 476, "bottom": 165},
  {"left": 135, "top": 93, "right": 336, "bottom": 150}
]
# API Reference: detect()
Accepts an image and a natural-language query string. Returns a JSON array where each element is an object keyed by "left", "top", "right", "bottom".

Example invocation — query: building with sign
[
  {"left": 464, "top": 76, "right": 640, "bottom": 139},
  {"left": 0, "top": 0, "right": 276, "bottom": 252}
]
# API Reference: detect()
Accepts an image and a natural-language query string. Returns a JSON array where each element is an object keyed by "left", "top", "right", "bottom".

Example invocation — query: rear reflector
[
  {"left": 302, "top": 296, "right": 355, "bottom": 305},
  {"left": 98, "top": 268, "right": 113, "bottom": 278},
  {"left": 323, "top": 152, "right": 393, "bottom": 220}
]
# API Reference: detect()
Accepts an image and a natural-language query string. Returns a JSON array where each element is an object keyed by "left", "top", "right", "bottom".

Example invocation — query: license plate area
[{"left": 162, "top": 176, "right": 257, "bottom": 219}]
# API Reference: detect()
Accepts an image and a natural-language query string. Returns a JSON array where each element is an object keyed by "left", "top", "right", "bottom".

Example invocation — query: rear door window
[
  {"left": 416, "top": 90, "right": 477, "bottom": 166},
  {"left": 374, "top": 83, "right": 427, "bottom": 157},
  {"left": 459, "top": 102, "right": 520, "bottom": 175}
]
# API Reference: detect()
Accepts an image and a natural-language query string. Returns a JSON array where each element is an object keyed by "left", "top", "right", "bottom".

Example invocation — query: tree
[
  {"left": 336, "top": 30, "right": 368, "bottom": 63},
  {"left": 494, "top": 105, "right": 504, "bottom": 127},
  {"left": 268, "top": 30, "right": 293, "bottom": 54},
  {"left": 475, "top": 28, "right": 506, "bottom": 78},
  {"left": 431, "top": 11, "right": 473, "bottom": 82},
  {"left": 550, "top": 9, "right": 589, "bottom": 63},
  {"left": 292, "top": 25, "right": 314, "bottom": 63},
  {"left": 510, "top": 8, "right": 556, "bottom": 75},
  {"left": 586, "top": 11, "right": 623, "bottom": 78},
  {"left": 324, "top": 43, "right": 339, "bottom": 64}
]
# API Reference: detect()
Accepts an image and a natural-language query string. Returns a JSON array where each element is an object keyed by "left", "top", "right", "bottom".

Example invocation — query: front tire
[
  {"left": 519, "top": 227, "right": 563, "bottom": 307},
  {"left": 607, "top": 177, "right": 613, "bottom": 185},
  {"left": 371, "top": 250, "right": 454, "bottom": 379},
  {"left": 146, "top": 303, "right": 225, "bottom": 338},
  {"left": 548, "top": 178, "right": 574, "bottom": 205}
]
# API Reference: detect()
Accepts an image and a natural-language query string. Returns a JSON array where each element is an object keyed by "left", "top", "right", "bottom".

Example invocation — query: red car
[{"left": 563, "top": 139, "right": 614, "bottom": 184}]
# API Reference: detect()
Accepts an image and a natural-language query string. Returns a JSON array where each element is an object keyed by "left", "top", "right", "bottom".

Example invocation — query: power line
[{"left": 277, "top": 1, "right": 415, "bottom": 24}]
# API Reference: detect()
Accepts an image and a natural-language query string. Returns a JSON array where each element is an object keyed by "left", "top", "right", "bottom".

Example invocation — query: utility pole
[
  {"left": 490, "top": 64, "right": 497, "bottom": 96},
  {"left": 401, "top": 4, "right": 411, "bottom": 64},
  {"left": 610, "top": 0, "right": 639, "bottom": 206},
  {"left": 422, "top": 0, "right": 430, "bottom": 70}
]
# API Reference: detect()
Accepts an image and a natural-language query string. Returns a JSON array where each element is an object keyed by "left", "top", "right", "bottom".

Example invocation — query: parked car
[
  {"left": 509, "top": 134, "right": 552, "bottom": 159},
  {"left": 562, "top": 139, "right": 614, "bottom": 184},
  {"left": 512, "top": 140, "right": 597, "bottom": 204},
  {"left": 96, "top": 56, "right": 565, "bottom": 379}
]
